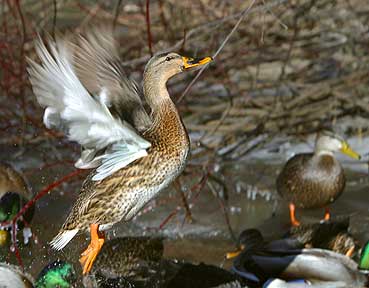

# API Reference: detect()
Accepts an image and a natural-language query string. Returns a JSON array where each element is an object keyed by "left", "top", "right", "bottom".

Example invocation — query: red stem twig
[
  {"left": 0, "top": 169, "right": 84, "bottom": 268},
  {"left": 0, "top": 169, "right": 83, "bottom": 228},
  {"left": 145, "top": 0, "right": 153, "bottom": 56}
]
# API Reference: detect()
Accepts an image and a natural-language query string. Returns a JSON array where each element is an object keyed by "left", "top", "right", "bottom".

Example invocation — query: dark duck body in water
[
  {"left": 276, "top": 132, "right": 360, "bottom": 226},
  {"left": 228, "top": 229, "right": 369, "bottom": 288},
  {"left": 226, "top": 218, "right": 357, "bottom": 261},
  {"left": 84, "top": 236, "right": 246, "bottom": 288}
]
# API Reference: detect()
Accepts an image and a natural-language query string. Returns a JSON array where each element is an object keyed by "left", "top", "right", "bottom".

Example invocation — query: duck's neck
[
  {"left": 311, "top": 149, "right": 337, "bottom": 169},
  {"left": 314, "top": 150, "right": 334, "bottom": 158},
  {"left": 143, "top": 76, "right": 188, "bottom": 146},
  {"left": 143, "top": 75, "right": 182, "bottom": 128},
  {"left": 143, "top": 74, "right": 171, "bottom": 110}
]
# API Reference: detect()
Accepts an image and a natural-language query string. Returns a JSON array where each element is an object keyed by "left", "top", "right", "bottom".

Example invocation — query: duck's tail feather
[{"left": 50, "top": 229, "right": 79, "bottom": 250}]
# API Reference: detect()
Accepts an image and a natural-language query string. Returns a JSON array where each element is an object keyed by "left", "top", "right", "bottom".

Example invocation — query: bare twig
[
  {"left": 177, "top": 0, "right": 258, "bottom": 103},
  {"left": 145, "top": 0, "right": 153, "bottom": 56}
]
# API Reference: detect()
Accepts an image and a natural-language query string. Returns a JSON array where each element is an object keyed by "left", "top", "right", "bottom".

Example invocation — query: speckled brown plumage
[
  {"left": 89, "top": 237, "right": 164, "bottom": 277},
  {"left": 276, "top": 153, "right": 345, "bottom": 209},
  {"left": 61, "top": 100, "right": 189, "bottom": 232},
  {"left": 28, "top": 29, "right": 211, "bottom": 274},
  {"left": 289, "top": 219, "right": 357, "bottom": 255}
]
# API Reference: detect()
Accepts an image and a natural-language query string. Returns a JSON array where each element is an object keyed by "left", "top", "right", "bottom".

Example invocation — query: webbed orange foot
[
  {"left": 289, "top": 203, "right": 300, "bottom": 226},
  {"left": 323, "top": 207, "right": 330, "bottom": 221},
  {"left": 345, "top": 245, "right": 355, "bottom": 258},
  {"left": 79, "top": 223, "right": 105, "bottom": 274}
]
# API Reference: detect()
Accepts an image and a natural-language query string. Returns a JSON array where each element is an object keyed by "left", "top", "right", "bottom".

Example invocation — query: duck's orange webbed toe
[
  {"left": 323, "top": 207, "right": 331, "bottom": 221},
  {"left": 345, "top": 245, "right": 355, "bottom": 258},
  {"left": 79, "top": 223, "right": 105, "bottom": 274},
  {"left": 289, "top": 203, "right": 301, "bottom": 227}
]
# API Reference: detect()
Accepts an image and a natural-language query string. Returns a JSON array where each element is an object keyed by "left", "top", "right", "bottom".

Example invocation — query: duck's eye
[{"left": 165, "top": 56, "right": 172, "bottom": 61}]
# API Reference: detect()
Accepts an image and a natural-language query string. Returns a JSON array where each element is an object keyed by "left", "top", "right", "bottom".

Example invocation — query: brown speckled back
[
  {"left": 62, "top": 100, "right": 189, "bottom": 231},
  {"left": 276, "top": 153, "right": 345, "bottom": 209}
]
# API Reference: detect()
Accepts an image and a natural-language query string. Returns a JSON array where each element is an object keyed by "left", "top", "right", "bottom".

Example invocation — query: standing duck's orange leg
[
  {"left": 323, "top": 207, "right": 330, "bottom": 221},
  {"left": 79, "top": 224, "right": 105, "bottom": 274},
  {"left": 345, "top": 245, "right": 355, "bottom": 258},
  {"left": 289, "top": 203, "right": 300, "bottom": 226}
]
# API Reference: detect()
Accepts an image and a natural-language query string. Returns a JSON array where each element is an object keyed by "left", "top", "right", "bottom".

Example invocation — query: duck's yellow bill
[
  {"left": 340, "top": 142, "right": 361, "bottom": 160},
  {"left": 225, "top": 244, "right": 245, "bottom": 259},
  {"left": 182, "top": 56, "right": 212, "bottom": 69}
]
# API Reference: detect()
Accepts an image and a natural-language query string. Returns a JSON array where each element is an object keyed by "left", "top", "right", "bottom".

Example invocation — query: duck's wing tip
[{"left": 50, "top": 229, "right": 79, "bottom": 251}]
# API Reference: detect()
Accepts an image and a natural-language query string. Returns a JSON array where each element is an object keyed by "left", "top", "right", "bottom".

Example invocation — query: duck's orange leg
[
  {"left": 345, "top": 245, "right": 355, "bottom": 258},
  {"left": 323, "top": 207, "right": 330, "bottom": 221},
  {"left": 289, "top": 203, "right": 300, "bottom": 226},
  {"left": 79, "top": 224, "right": 104, "bottom": 274}
]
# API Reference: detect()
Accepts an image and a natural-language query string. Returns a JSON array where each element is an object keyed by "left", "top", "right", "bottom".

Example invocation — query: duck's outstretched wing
[
  {"left": 28, "top": 36, "right": 150, "bottom": 181},
  {"left": 72, "top": 27, "right": 151, "bottom": 132}
]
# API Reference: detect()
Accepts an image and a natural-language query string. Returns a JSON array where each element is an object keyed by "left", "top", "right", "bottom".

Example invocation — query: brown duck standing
[
  {"left": 276, "top": 132, "right": 360, "bottom": 226},
  {"left": 28, "top": 28, "right": 212, "bottom": 274}
]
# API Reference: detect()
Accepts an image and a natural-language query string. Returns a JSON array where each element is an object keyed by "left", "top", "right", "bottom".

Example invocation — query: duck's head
[
  {"left": 359, "top": 241, "right": 369, "bottom": 272},
  {"left": 0, "top": 192, "right": 20, "bottom": 223},
  {"left": 315, "top": 131, "right": 361, "bottom": 160},
  {"left": 34, "top": 260, "right": 76, "bottom": 288},
  {"left": 226, "top": 229, "right": 263, "bottom": 259},
  {"left": 0, "top": 191, "right": 35, "bottom": 232},
  {"left": 144, "top": 52, "right": 212, "bottom": 82}
]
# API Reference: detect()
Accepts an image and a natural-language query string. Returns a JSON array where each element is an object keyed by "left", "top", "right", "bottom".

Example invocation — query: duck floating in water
[
  {"left": 288, "top": 217, "right": 357, "bottom": 257},
  {"left": 28, "top": 27, "right": 212, "bottom": 274},
  {"left": 83, "top": 236, "right": 165, "bottom": 287},
  {"left": 228, "top": 229, "right": 369, "bottom": 287},
  {"left": 0, "top": 162, "right": 34, "bottom": 246},
  {"left": 83, "top": 236, "right": 247, "bottom": 288},
  {"left": 276, "top": 131, "right": 361, "bottom": 226},
  {"left": 0, "top": 260, "right": 75, "bottom": 288},
  {"left": 227, "top": 219, "right": 357, "bottom": 260}
]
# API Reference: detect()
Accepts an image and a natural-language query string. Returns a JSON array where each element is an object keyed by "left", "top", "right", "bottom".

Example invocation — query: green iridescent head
[
  {"left": 359, "top": 241, "right": 369, "bottom": 271},
  {"left": 0, "top": 192, "right": 20, "bottom": 222},
  {"left": 35, "top": 260, "right": 76, "bottom": 288}
]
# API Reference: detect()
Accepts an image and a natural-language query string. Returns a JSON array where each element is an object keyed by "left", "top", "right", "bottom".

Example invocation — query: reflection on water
[{"left": 0, "top": 142, "right": 368, "bottom": 285}]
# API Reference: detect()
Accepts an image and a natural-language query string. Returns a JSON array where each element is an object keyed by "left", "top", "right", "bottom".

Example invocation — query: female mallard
[
  {"left": 85, "top": 236, "right": 164, "bottom": 278},
  {"left": 229, "top": 229, "right": 369, "bottom": 287},
  {"left": 0, "top": 162, "right": 34, "bottom": 245},
  {"left": 0, "top": 260, "right": 75, "bottom": 288},
  {"left": 276, "top": 132, "right": 360, "bottom": 226},
  {"left": 28, "top": 27, "right": 212, "bottom": 274},
  {"left": 288, "top": 217, "right": 357, "bottom": 257},
  {"left": 83, "top": 236, "right": 164, "bottom": 287}
]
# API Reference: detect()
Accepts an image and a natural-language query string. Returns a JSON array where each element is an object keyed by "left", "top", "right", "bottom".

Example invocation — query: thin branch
[
  {"left": 145, "top": 0, "right": 153, "bottom": 56},
  {"left": 113, "top": 0, "right": 123, "bottom": 30},
  {"left": 177, "top": 0, "right": 258, "bottom": 103}
]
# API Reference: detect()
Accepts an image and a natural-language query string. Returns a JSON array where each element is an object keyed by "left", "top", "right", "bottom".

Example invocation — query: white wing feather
[{"left": 28, "top": 37, "right": 151, "bottom": 180}]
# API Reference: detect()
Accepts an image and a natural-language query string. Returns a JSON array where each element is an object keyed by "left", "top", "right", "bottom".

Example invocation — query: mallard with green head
[
  {"left": 0, "top": 162, "right": 35, "bottom": 245},
  {"left": 276, "top": 131, "right": 361, "bottom": 226},
  {"left": 226, "top": 219, "right": 357, "bottom": 261},
  {"left": 0, "top": 260, "right": 76, "bottom": 288},
  {"left": 229, "top": 229, "right": 369, "bottom": 287},
  {"left": 28, "top": 27, "right": 212, "bottom": 275}
]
